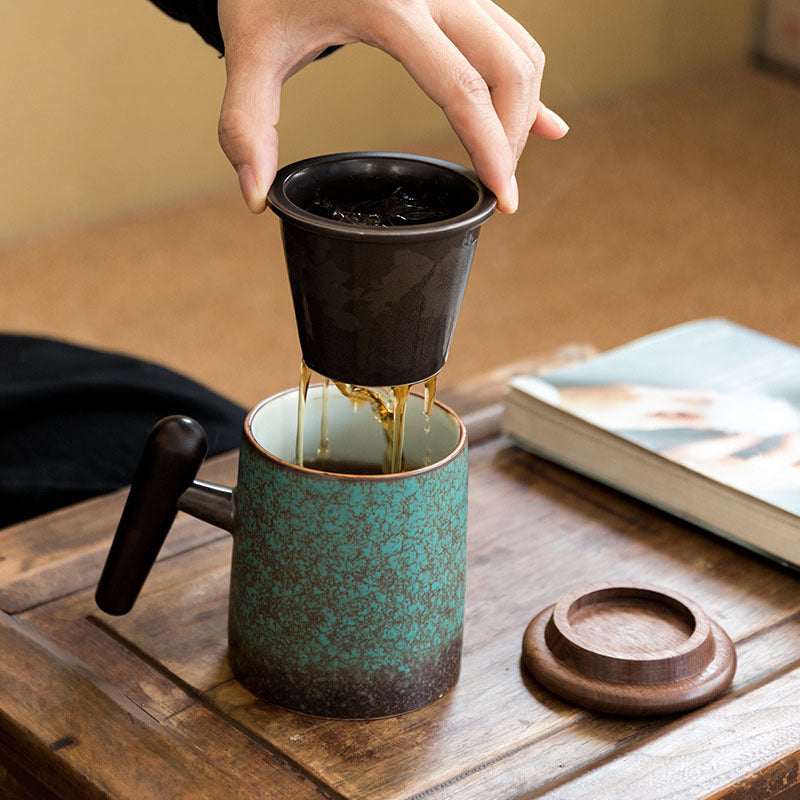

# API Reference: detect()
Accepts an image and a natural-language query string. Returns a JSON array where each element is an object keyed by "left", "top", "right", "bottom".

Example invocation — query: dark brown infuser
[{"left": 267, "top": 152, "right": 496, "bottom": 388}]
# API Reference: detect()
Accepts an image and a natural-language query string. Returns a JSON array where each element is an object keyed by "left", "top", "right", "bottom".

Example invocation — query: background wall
[{"left": 2, "top": 0, "right": 756, "bottom": 244}]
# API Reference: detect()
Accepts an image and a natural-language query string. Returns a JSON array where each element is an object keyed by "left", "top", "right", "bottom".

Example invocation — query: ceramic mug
[{"left": 96, "top": 385, "right": 468, "bottom": 719}]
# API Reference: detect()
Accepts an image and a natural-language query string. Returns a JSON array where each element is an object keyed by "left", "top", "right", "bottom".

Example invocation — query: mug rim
[
  {"left": 267, "top": 151, "right": 497, "bottom": 242},
  {"left": 244, "top": 385, "right": 468, "bottom": 481}
]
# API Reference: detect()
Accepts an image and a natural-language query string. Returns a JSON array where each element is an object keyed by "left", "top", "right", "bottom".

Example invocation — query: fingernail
[
  {"left": 506, "top": 174, "right": 519, "bottom": 213},
  {"left": 544, "top": 106, "right": 570, "bottom": 135},
  {"left": 237, "top": 165, "right": 267, "bottom": 213}
]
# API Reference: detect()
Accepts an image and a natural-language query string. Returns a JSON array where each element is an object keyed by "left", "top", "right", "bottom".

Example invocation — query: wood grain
[
  {"left": 530, "top": 662, "right": 800, "bottom": 800},
  {"left": 0, "top": 753, "right": 61, "bottom": 800},
  {"left": 0, "top": 609, "right": 327, "bottom": 800},
  {"left": 26, "top": 437, "right": 800, "bottom": 800},
  {"left": 27, "top": 539, "right": 236, "bottom": 721},
  {"left": 94, "top": 540, "right": 234, "bottom": 692},
  {"left": 0, "top": 455, "right": 237, "bottom": 614},
  {"left": 202, "top": 445, "right": 800, "bottom": 800},
  {"left": 5, "top": 350, "right": 800, "bottom": 798},
  {"left": 522, "top": 583, "right": 736, "bottom": 715}
]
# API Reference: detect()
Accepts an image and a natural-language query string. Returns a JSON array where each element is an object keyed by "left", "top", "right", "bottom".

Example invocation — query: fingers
[
  {"left": 434, "top": 0, "right": 536, "bottom": 164},
  {"left": 218, "top": 104, "right": 280, "bottom": 214},
  {"left": 217, "top": 35, "right": 285, "bottom": 213},
  {"left": 531, "top": 103, "right": 570, "bottom": 139},
  {"left": 371, "top": 9, "right": 518, "bottom": 212},
  {"left": 471, "top": 0, "right": 568, "bottom": 142},
  {"left": 217, "top": 0, "right": 333, "bottom": 214},
  {"left": 218, "top": 0, "right": 359, "bottom": 213},
  {"left": 373, "top": 0, "right": 566, "bottom": 212},
  {"left": 216, "top": 0, "right": 567, "bottom": 215}
]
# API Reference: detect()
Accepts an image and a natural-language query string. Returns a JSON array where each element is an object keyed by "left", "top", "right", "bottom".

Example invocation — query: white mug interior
[{"left": 249, "top": 385, "right": 463, "bottom": 471}]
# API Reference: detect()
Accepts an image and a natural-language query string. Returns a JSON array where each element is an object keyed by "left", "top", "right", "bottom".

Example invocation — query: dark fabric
[
  {"left": 148, "top": 0, "right": 342, "bottom": 60},
  {"left": 0, "top": 335, "right": 246, "bottom": 528},
  {"left": 149, "top": 0, "right": 225, "bottom": 53}
]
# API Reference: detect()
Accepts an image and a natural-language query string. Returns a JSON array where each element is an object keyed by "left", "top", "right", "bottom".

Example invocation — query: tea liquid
[
  {"left": 295, "top": 360, "right": 312, "bottom": 468},
  {"left": 302, "top": 457, "right": 421, "bottom": 475},
  {"left": 423, "top": 374, "right": 436, "bottom": 466},
  {"left": 294, "top": 361, "right": 438, "bottom": 474}
]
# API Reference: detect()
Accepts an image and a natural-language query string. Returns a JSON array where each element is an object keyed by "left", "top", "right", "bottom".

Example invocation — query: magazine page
[{"left": 510, "top": 319, "right": 800, "bottom": 515}]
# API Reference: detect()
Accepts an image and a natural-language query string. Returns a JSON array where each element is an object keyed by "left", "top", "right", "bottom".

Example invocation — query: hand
[{"left": 216, "top": 0, "right": 569, "bottom": 216}]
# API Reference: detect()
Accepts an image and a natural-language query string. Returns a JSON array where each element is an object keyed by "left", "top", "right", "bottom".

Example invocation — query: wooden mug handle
[{"left": 95, "top": 416, "right": 207, "bottom": 615}]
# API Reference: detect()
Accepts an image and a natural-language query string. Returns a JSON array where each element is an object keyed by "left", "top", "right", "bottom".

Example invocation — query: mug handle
[{"left": 95, "top": 416, "right": 235, "bottom": 616}]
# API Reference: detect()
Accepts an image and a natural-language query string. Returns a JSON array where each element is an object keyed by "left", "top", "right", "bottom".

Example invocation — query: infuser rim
[
  {"left": 267, "top": 151, "right": 497, "bottom": 241},
  {"left": 244, "top": 385, "right": 468, "bottom": 481}
]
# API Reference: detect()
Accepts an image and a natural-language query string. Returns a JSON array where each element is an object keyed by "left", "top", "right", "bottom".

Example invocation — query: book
[{"left": 502, "top": 319, "right": 800, "bottom": 569}]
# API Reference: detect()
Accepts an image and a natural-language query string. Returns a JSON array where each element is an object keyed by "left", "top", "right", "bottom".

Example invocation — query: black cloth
[
  {"left": 149, "top": 0, "right": 225, "bottom": 54},
  {"left": 148, "top": 0, "right": 342, "bottom": 59},
  {"left": 0, "top": 335, "right": 246, "bottom": 528}
]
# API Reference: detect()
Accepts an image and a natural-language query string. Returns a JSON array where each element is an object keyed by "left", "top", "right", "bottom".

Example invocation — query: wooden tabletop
[{"left": 2, "top": 351, "right": 800, "bottom": 800}]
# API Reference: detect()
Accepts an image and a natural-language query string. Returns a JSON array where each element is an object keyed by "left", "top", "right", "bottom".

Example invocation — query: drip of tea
[
  {"left": 423, "top": 374, "right": 436, "bottom": 466},
  {"left": 295, "top": 361, "right": 312, "bottom": 468},
  {"left": 294, "top": 360, "right": 438, "bottom": 474},
  {"left": 318, "top": 378, "right": 330, "bottom": 458}
]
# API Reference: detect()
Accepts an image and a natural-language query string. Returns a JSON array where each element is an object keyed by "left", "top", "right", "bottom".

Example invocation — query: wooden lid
[{"left": 522, "top": 583, "right": 736, "bottom": 715}]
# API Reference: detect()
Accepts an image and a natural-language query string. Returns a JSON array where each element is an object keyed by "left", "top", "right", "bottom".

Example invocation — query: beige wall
[{"left": 1, "top": 0, "right": 756, "bottom": 243}]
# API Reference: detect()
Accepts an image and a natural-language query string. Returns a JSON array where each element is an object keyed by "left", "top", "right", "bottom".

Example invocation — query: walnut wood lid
[{"left": 522, "top": 583, "right": 736, "bottom": 716}]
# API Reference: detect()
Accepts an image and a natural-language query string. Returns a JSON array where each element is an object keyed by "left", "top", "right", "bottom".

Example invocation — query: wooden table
[{"left": 2, "top": 351, "right": 800, "bottom": 800}]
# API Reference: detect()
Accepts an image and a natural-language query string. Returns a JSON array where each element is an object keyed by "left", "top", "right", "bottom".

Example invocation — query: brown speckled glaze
[
  {"left": 228, "top": 398, "right": 469, "bottom": 718},
  {"left": 97, "top": 399, "right": 469, "bottom": 719}
]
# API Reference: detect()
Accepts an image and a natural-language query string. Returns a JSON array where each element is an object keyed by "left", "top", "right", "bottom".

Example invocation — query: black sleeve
[
  {"left": 148, "top": 0, "right": 343, "bottom": 60},
  {"left": 149, "top": 0, "right": 225, "bottom": 54}
]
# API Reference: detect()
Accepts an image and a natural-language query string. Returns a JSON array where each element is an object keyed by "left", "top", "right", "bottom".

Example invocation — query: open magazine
[{"left": 503, "top": 319, "right": 800, "bottom": 568}]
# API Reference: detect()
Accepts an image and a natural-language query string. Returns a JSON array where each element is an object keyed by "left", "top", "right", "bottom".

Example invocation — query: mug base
[{"left": 228, "top": 636, "right": 462, "bottom": 720}]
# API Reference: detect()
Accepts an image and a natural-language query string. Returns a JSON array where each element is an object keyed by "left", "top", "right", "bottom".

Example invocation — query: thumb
[{"left": 218, "top": 48, "right": 283, "bottom": 214}]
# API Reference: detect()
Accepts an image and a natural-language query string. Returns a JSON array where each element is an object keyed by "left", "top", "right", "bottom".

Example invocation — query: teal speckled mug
[{"left": 96, "top": 385, "right": 468, "bottom": 719}]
